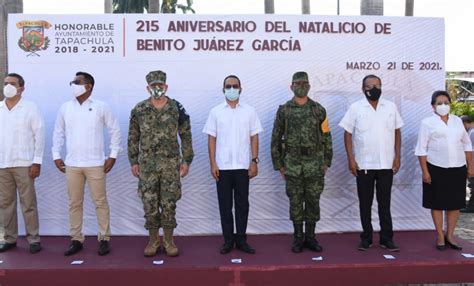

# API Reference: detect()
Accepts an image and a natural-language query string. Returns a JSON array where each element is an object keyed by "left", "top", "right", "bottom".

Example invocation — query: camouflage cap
[
  {"left": 292, "top": 71, "right": 309, "bottom": 82},
  {"left": 146, "top": 70, "right": 166, "bottom": 84}
]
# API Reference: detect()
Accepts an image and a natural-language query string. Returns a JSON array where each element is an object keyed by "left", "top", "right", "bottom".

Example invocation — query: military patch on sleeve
[
  {"left": 321, "top": 116, "right": 330, "bottom": 133},
  {"left": 176, "top": 100, "right": 189, "bottom": 125}
]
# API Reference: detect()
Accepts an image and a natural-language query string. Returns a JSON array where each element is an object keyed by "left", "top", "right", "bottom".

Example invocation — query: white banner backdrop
[{"left": 7, "top": 14, "right": 444, "bottom": 236}]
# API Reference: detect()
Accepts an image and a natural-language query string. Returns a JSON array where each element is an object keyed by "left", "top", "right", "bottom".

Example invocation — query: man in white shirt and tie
[
  {"left": 0, "top": 73, "right": 44, "bottom": 254},
  {"left": 339, "top": 74, "right": 403, "bottom": 252},
  {"left": 203, "top": 75, "right": 263, "bottom": 254},
  {"left": 52, "top": 72, "right": 121, "bottom": 256}
]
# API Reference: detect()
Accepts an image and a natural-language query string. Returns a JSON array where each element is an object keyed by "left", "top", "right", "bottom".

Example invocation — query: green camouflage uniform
[
  {"left": 271, "top": 80, "right": 332, "bottom": 225},
  {"left": 128, "top": 71, "right": 193, "bottom": 230}
]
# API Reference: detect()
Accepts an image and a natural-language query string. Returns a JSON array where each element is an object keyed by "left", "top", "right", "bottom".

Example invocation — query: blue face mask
[{"left": 224, "top": 88, "right": 240, "bottom": 101}]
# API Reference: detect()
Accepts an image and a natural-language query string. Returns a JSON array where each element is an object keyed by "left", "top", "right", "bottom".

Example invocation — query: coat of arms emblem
[{"left": 16, "top": 20, "right": 51, "bottom": 56}]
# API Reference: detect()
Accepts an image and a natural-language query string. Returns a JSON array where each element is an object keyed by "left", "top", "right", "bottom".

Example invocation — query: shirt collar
[
  {"left": 145, "top": 96, "right": 171, "bottom": 111},
  {"left": 0, "top": 97, "right": 24, "bottom": 109},
  {"left": 361, "top": 98, "right": 386, "bottom": 107},
  {"left": 223, "top": 100, "right": 241, "bottom": 108},
  {"left": 289, "top": 97, "right": 315, "bottom": 107},
  {"left": 73, "top": 97, "right": 93, "bottom": 106}
]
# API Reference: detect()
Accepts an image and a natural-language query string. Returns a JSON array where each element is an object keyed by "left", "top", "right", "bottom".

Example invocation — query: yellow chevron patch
[{"left": 321, "top": 117, "right": 330, "bottom": 133}]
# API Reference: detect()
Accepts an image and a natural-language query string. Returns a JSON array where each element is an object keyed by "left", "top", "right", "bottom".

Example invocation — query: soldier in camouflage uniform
[
  {"left": 128, "top": 70, "right": 194, "bottom": 257},
  {"left": 271, "top": 71, "right": 333, "bottom": 253}
]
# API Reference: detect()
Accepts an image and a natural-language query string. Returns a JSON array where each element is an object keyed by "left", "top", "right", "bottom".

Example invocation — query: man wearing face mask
[
  {"left": 0, "top": 73, "right": 44, "bottom": 254},
  {"left": 52, "top": 71, "right": 121, "bottom": 256},
  {"left": 203, "top": 75, "right": 262, "bottom": 254},
  {"left": 271, "top": 72, "right": 333, "bottom": 253},
  {"left": 128, "top": 70, "right": 194, "bottom": 257},
  {"left": 339, "top": 74, "right": 403, "bottom": 252}
]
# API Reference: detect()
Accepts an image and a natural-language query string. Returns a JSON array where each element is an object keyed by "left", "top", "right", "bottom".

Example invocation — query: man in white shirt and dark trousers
[
  {"left": 339, "top": 75, "right": 403, "bottom": 252},
  {"left": 52, "top": 72, "right": 121, "bottom": 256},
  {"left": 0, "top": 73, "right": 44, "bottom": 254},
  {"left": 203, "top": 75, "right": 263, "bottom": 254}
]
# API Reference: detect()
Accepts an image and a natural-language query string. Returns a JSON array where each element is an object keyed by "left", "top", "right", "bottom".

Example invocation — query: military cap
[
  {"left": 146, "top": 70, "right": 167, "bottom": 84},
  {"left": 292, "top": 71, "right": 309, "bottom": 82}
]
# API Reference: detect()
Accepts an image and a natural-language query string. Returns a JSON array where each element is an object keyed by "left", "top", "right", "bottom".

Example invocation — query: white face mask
[
  {"left": 435, "top": 103, "right": 450, "bottom": 116},
  {"left": 71, "top": 84, "right": 87, "bottom": 98},
  {"left": 224, "top": 88, "right": 240, "bottom": 101},
  {"left": 3, "top": 84, "right": 18, "bottom": 98}
]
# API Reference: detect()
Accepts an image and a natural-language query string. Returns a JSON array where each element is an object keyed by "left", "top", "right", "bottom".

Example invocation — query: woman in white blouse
[{"left": 415, "top": 90, "right": 474, "bottom": 251}]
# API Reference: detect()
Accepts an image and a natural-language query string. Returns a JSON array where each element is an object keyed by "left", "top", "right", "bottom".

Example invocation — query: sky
[{"left": 22, "top": 0, "right": 474, "bottom": 72}]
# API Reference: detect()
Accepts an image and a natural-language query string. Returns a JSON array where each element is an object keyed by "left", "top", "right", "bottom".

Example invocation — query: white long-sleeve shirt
[
  {"left": 0, "top": 98, "right": 45, "bottom": 168},
  {"left": 415, "top": 115, "right": 472, "bottom": 168},
  {"left": 52, "top": 98, "right": 121, "bottom": 167}
]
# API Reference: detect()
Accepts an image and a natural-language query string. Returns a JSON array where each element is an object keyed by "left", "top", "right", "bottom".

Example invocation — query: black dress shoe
[
  {"left": 236, "top": 243, "right": 255, "bottom": 254},
  {"left": 357, "top": 240, "right": 373, "bottom": 251},
  {"left": 64, "top": 240, "right": 83, "bottom": 256},
  {"left": 445, "top": 237, "right": 462, "bottom": 250},
  {"left": 380, "top": 240, "right": 400, "bottom": 252},
  {"left": 436, "top": 244, "right": 447, "bottom": 251},
  {"left": 219, "top": 242, "right": 233, "bottom": 254},
  {"left": 0, "top": 242, "right": 17, "bottom": 252},
  {"left": 29, "top": 242, "right": 42, "bottom": 254},
  {"left": 98, "top": 240, "right": 110, "bottom": 256}
]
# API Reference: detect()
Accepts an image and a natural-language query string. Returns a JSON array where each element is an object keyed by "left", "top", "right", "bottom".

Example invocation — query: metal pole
[
  {"left": 302, "top": 0, "right": 310, "bottom": 14},
  {"left": 264, "top": 0, "right": 274, "bottom": 14}
]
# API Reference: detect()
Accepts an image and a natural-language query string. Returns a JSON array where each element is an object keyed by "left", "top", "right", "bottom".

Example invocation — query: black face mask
[{"left": 365, "top": 87, "right": 382, "bottom": 101}]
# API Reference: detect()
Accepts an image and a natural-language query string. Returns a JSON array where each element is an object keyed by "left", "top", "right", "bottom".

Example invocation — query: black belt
[{"left": 286, "top": 146, "right": 318, "bottom": 156}]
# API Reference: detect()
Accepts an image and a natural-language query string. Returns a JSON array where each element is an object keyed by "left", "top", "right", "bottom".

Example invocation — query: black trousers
[
  {"left": 356, "top": 169, "right": 394, "bottom": 243},
  {"left": 216, "top": 169, "right": 249, "bottom": 245}
]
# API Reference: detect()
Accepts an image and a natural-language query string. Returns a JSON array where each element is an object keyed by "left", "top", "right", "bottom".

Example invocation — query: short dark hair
[
  {"left": 6, "top": 73, "right": 25, "bottom": 87},
  {"left": 362, "top": 74, "right": 381, "bottom": 87},
  {"left": 461, "top": 115, "right": 472, "bottom": 123},
  {"left": 223, "top": 75, "right": 241, "bottom": 88},
  {"left": 76, "top": 71, "right": 95, "bottom": 87},
  {"left": 431, "top": 90, "right": 451, "bottom": 105}
]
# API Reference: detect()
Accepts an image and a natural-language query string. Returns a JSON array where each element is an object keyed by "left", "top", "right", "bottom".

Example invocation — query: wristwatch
[{"left": 252, "top": 157, "right": 260, "bottom": 164}]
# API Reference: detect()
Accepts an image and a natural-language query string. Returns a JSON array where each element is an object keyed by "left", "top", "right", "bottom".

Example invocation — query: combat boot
[
  {"left": 292, "top": 223, "right": 304, "bottom": 253},
  {"left": 144, "top": 228, "right": 160, "bottom": 257},
  {"left": 305, "top": 222, "right": 322, "bottom": 252},
  {"left": 163, "top": 228, "right": 179, "bottom": 257}
]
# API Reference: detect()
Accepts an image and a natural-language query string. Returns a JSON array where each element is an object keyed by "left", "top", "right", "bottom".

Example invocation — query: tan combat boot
[
  {"left": 144, "top": 228, "right": 160, "bottom": 257},
  {"left": 163, "top": 228, "right": 179, "bottom": 257}
]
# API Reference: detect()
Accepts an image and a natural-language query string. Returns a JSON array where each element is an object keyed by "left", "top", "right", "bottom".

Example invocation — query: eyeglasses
[{"left": 224, "top": 84, "right": 240, "bottom": 89}]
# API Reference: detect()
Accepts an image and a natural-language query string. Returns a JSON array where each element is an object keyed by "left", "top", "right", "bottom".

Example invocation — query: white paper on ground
[
  {"left": 461, "top": 253, "right": 474, "bottom": 258},
  {"left": 231, "top": 258, "right": 242, "bottom": 264},
  {"left": 312, "top": 256, "right": 323, "bottom": 261},
  {"left": 71, "top": 260, "right": 84, "bottom": 265},
  {"left": 383, "top": 255, "right": 396, "bottom": 260},
  {"left": 153, "top": 260, "right": 164, "bottom": 265}
]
